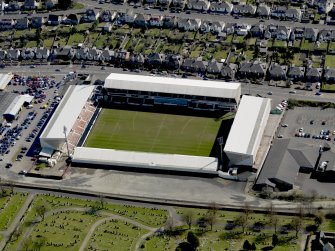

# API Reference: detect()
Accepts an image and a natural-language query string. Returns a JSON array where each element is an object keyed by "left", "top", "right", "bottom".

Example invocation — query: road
[{"left": 1, "top": 0, "right": 333, "bottom": 30}]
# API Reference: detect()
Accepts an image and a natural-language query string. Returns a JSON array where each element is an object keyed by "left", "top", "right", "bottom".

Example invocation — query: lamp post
[
  {"left": 63, "top": 126, "right": 70, "bottom": 157},
  {"left": 217, "top": 136, "right": 224, "bottom": 169}
]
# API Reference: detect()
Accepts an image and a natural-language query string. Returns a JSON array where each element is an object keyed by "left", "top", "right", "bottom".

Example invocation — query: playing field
[{"left": 85, "top": 109, "right": 222, "bottom": 156}]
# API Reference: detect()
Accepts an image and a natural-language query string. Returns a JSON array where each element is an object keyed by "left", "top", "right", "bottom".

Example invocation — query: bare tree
[
  {"left": 314, "top": 211, "right": 325, "bottom": 229},
  {"left": 182, "top": 209, "right": 194, "bottom": 229},
  {"left": 8, "top": 181, "right": 14, "bottom": 195},
  {"left": 165, "top": 216, "right": 175, "bottom": 234},
  {"left": 235, "top": 213, "right": 248, "bottom": 233},
  {"left": 205, "top": 202, "right": 218, "bottom": 231},
  {"left": 267, "top": 202, "right": 279, "bottom": 234},
  {"left": 98, "top": 194, "right": 105, "bottom": 209},
  {"left": 291, "top": 216, "right": 302, "bottom": 238},
  {"left": 36, "top": 205, "right": 47, "bottom": 221},
  {"left": 243, "top": 202, "right": 252, "bottom": 220}
]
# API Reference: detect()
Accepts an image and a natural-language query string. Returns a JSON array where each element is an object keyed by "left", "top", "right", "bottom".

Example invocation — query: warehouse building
[
  {"left": 3, "top": 94, "right": 33, "bottom": 121},
  {"left": 224, "top": 95, "right": 271, "bottom": 166},
  {"left": 72, "top": 147, "right": 219, "bottom": 176},
  {"left": 39, "top": 85, "right": 95, "bottom": 156},
  {"left": 103, "top": 73, "right": 241, "bottom": 112}
]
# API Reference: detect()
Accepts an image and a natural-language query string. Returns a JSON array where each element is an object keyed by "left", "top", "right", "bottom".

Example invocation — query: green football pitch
[{"left": 85, "top": 109, "right": 222, "bottom": 156}]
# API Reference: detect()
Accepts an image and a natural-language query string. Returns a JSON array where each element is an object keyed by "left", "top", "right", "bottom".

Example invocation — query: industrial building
[
  {"left": 3, "top": 94, "right": 34, "bottom": 121},
  {"left": 103, "top": 73, "right": 241, "bottom": 112},
  {"left": 224, "top": 95, "right": 271, "bottom": 166},
  {"left": 72, "top": 147, "right": 219, "bottom": 175},
  {"left": 39, "top": 85, "right": 95, "bottom": 156}
]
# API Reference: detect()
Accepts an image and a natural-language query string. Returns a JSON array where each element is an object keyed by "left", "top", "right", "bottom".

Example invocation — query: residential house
[
  {"left": 100, "top": 49, "right": 115, "bottom": 62},
  {"left": 134, "top": 14, "right": 150, "bottom": 28},
  {"left": 172, "top": 0, "right": 186, "bottom": 9},
  {"left": 146, "top": 53, "right": 165, "bottom": 67},
  {"left": 264, "top": 25, "right": 277, "bottom": 39},
  {"left": 24, "top": 0, "right": 37, "bottom": 10},
  {"left": 318, "top": 29, "right": 335, "bottom": 42},
  {"left": 232, "top": 4, "right": 257, "bottom": 16},
  {"left": 304, "top": 28, "right": 318, "bottom": 41},
  {"left": 305, "top": 67, "right": 322, "bottom": 82},
  {"left": 21, "top": 48, "right": 35, "bottom": 60},
  {"left": 75, "top": 48, "right": 89, "bottom": 60},
  {"left": 268, "top": 63, "right": 288, "bottom": 80},
  {"left": 47, "top": 14, "right": 61, "bottom": 26},
  {"left": 290, "top": 27, "right": 305, "bottom": 41},
  {"left": 5, "top": 1, "right": 20, "bottom": 12},
  {"left": 114, "top": 50, "right": 130, "bottom": 62},
  {"left": 62, "top": 14, "right": 79, "bottom": 25},
  {"left": 87, "top": 48, "right": 101, "bottom": 61},
  {"left": 256, "top": 4, "right": 271, "bottom": 18},
  {"left": 250, "top": 24, "right": 264, "bottom": 37},
  {"left": 0, "top": 19, "right": 14, "bottom": 30},
  {"left": 157, "top": 0, "right": 172, "bottom": 8},
  {"left": 144, "top": 0, "right": 157, "bottom": 6},
  {"left": 324, "top": 68, "right": 335, "bottom": 82},
  {"left": 187, "top": 0, "right": 210, "bottom": 11},
  {"left": 207, "top": 59, "right": 223, "bottom": 74},
  {"left": 271, "top": 6, "right": 286, "bottom": 19},
  {"left": 45, "top": 0, "right": 57, "bottom": 9},
  {"left": 163, "top": 16, "right": 177, "bottom": 28},
  {"left": 164, "top": 54, "right": 183, "bottom": 70},
  {"left": 285, "top": 8, "right": 302, "bottom": 22},
  {"left": 238, "top": 61, "right": 267, "bottom": 79},
  {"left": 276, "top": 26, "right": 291, "bottom": 40},
  {"left": 314, "top": 0, "right": 333, "bottom": 13},
  {"left": 221, "top": 63, "right": 237, "bottom": 80},
  {"left": 81, "top": 9, "right": 100, "bottom": 23},
  {"left": 200, "top": 21, "right": 212, "bottom": 33},
  {"left": 15, "top": 18, "right": 29, "bottom": 30},
  {"left": 53, "top": 46, "right": 75, "bottom": 60},
  {"left": 211, "top": 21, "right": 225, "bottom": 34},
  {"left": 0, "top": 50, "right": 6, "bottom": 60},
  {"left": 6, "top": 49, "right": 20, "bottom": 60},
  {"left": 235, "top": 23, "right": 251, "bottom": 36},
  {"left": 100, "top": 10, "right": 113, "bottom": 22},
  {"left": 35, "top": 47, "right": 50, "bottom": 60},
  {"left": 31, "top": 17, "right": 43, "bottom": 28},
  {"left": 124, "top": 9, "right": 137, "bottom": 24},
  {"left": 182, "top": 58, "right": 208, "bottom": 73},
  {"left": 287, "top": 66, "right": 305, "bottom": 81},
  {"left": 178, "top": 18, "right": 201, "bottom": 31},
  {"left": 130, "top": 53, "right": 145, "bottom": 68},
  {"left": 149, "top": 15, "right": 163, "bottom": 27},
  {"left": 209, "top": 2, "right": 233, "bottom": 14},
  {"left": 223, "top": 23, "right": 235, "bottom": 35}
]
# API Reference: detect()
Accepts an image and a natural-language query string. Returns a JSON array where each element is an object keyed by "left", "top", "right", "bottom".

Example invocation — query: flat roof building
[
  {"left": 40, "top": 85, "right": 95, "bottom": 152},
  {"left": 224, "top": 95, "right": 271, "bottom": 166},
  {"left": 72, "top": 147, "right": 219, "bottom": 175},
  {"left": 104, "top": 73, "right": 241, "bottom": 103}
]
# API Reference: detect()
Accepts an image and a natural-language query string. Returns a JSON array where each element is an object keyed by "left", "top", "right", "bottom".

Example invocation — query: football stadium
[{"left": 39, "top": 73, "right": 271, "bottom": 176}]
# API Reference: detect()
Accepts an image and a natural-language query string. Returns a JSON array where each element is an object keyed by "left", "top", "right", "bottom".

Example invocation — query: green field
[{"left": 85, "top": 109, "right": 221, "bottom": 156}]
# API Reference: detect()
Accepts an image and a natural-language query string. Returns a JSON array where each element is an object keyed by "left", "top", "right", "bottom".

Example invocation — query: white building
[
  {"left": 224, "top": 95, "right": 271, "bottom": 166},
  {"left": 72, "top": 147, "right": 219, "bottom": 175},
  {"left": 104, "top": 73, "right": 241, "bottom": 111},
  {"left": 3, "top": 94, "right": 33, "bottom": 121},
  {"left": 0, "top": 73, "right": 13, "bottom": 91},
  {"left": 39, "top": 85, "right": 95, "bottom": 154}
]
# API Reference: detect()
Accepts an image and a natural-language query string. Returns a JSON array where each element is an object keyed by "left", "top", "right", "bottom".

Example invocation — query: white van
[{"left": 27, "top": 104, "right": 33, "bottom": 109}]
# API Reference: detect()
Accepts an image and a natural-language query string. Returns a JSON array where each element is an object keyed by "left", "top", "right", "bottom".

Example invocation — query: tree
[
  {"left": 176, "top": 242, "right": 194, "bottom": 251},
  {"left": 187, "top": 231, "right": 199, "bottom": 249},
  {"left": 205, "top": 202, "right": 218, "bottom": 231},
  {"left": 243, "top": 240, "right": 251, "bottom": 250},
  {"left": 58, "top": 0, "right": 72, "bottom": 9},
  {"left": 12, "top": 227, "right": 22, "bottom": 241},
  {"left": 33, "top": 236, "right": 46, "bottom": 251},
  {"left": 98, "top": 194, "right": 105, "bottom": 209},
  {"left": 182, "top": 210, "right": 194, "bottom": 230},
  {"left": 243, "top": 202, "right": 252, "bottom": 220},
  {"left": 235, "top": 213, "right": 248, "bottom": 233},
  {"left": 291, "top": 216, "right": 302, "bottom": 237},
  {"left": 267, "top": 203, "right": 279, "bottom": 234},
  {"left": 251, "top": 242, "right": 256, "bottom": 251},
  {"left": 272, "top": 234, "right": 279, "bottom": 247},
  {"left": 314, "top": 211, "right": 324, "bottom": 229},
  {"left": 36, "top": 205, "right": 47, "bottom": 221},
  {"left": 165, "top": 216, "right": 175, "bottom": 234}
]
